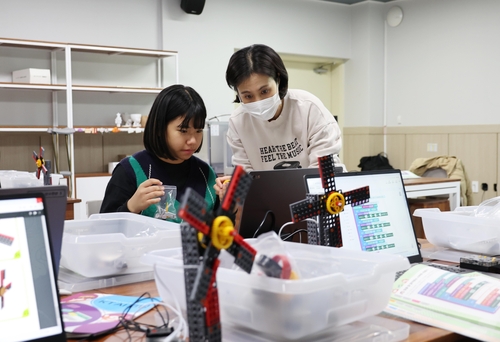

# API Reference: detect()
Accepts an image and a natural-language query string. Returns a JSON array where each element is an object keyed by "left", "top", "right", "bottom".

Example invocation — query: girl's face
[
  {"left": 237, "top": 73, "right": 278, "bottom": 104},
  {"left": 163, "top": 115, "right": 203, "bottom": 164}
]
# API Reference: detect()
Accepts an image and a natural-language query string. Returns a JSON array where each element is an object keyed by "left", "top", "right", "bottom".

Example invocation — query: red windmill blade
[
  {"left": 289, "top": 154, "right": 370, "bottom": 247},
  {"left": 1, "top": 269, "right": 12, "bottom": 309},
  {"left": 178, "top": 165, "right": 294, "bottom": 341},
  {"left": 178, "top": 165, "right": 256, "bottom": 272},
  {"left": 177, "top": 165, "right": 257, "bottom": 342},
  {"left": 32, "top": 146, "right": 47, "bottom": 179}
]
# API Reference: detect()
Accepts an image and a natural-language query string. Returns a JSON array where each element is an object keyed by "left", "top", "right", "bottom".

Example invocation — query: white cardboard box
[{"left": 12, "top": 68, "right": 51, "bottom": 84}]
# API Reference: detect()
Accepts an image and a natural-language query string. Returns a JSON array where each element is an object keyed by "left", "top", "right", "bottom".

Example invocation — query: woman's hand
[
  {"left": 214, "top": 176, "right": 231, "bottom": 201},
  {"left": 127, "top": 178, "right": 164, "bottom": 213}
]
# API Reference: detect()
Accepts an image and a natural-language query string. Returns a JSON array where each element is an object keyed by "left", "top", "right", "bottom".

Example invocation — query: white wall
[
  {"left": 3, "top": 0, "right": 498, "bottom": 130},
  {"left": 0, "top": 0, "right": 161, "bottom": 48},
  {"left": 344, "top": 3, "right": 385, "bottom": 127},
  {"left": 385, "top": 0, "right": 500, "bottom": 127},
  {"left": 160, "top": 0, "right": 352, "bottom": 119},
  {"left": 0, "top": 0, "right": 352, "bottom": 122}
]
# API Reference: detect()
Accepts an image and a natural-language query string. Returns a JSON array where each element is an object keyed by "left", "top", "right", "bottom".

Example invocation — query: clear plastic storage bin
[
  {"left": 142, "top": 240, "right": 409, "bottom": 341},
  {"left": 61, "top": 212, "right": 180, "bottom": 277},
  {"left": 414, "top": 207, "right": 500, "bottom": 255}
]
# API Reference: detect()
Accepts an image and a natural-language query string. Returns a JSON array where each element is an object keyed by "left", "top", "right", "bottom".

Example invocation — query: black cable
[
  {"left": 282, "top": 229, "right": 308, "bottom": 241},
  {"left": 120, "top": 292, "right": 170, "bottom": 334},
  {"left": 252, "top": 210, "right": 275, "bottom": 238},
  {"left": 76, "top": 292, "right": 168, "bottom": 342}
]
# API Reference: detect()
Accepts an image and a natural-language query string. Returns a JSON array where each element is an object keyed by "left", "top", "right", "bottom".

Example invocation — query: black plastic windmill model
[
  {"left": 178, "top": 165, "right": 291, "bottom": 342},
  {"left": 1, "top": 269, "right": 12, "bottom": 309},
  {"left": 290, "top": 154, "right": 371, "bottom": 247},
  {"left": 32, "top": 146, "right": 51, "bottom": 185}
]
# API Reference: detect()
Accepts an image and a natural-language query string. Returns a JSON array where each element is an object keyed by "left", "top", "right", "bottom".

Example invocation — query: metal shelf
[{"left": 0, "top": 37, "right": 178, "bottom": 198}]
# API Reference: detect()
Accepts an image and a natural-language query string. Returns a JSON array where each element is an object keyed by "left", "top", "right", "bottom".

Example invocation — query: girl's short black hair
[
  {"left": 225, "top": 44, "right": 289, "bottom": 103},
  {"left": 144, "top": 84, "right": 206, "bottom": 160}
]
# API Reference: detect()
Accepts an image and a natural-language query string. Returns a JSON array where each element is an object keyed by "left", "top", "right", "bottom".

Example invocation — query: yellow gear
[
  {"left": 325, "top": 192, "right": 345, "bottom": 215},
  {"left": 211, "top": 216, "right": 234, "bottom": 250},
  {"left": 36, "top": 159, "right": 43, "bottom": 168}
]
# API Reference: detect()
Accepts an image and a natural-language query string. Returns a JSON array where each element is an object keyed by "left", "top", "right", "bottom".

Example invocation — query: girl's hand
[
  {"left": 127, "top": 178, "right": 164, "bottom": 213},
  {"left": 214, "top": 176, "right": 231, "bottom": 201}
]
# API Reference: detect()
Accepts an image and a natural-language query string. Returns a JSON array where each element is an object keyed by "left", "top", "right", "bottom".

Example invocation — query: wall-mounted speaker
[{"left": 181, "top": 0, "right": 205, "bottom": 15}]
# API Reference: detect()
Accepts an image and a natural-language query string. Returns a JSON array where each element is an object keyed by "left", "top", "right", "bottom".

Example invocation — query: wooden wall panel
[
  {"left": 342, "top": 134, "right": 383, "bottom": 171},
  {"left": 74, "top": 134, "right": 103, "bottom": 173},
  {"left": 3, "top": 126, "right": 500, "bottom": 206},
  {"left": 0, "top": 133, "right": 54, "bottom": 172},
  {"left": 404, "top": 134, "right": 449, "bottom": 169},
  {"left": 449, "top": 133, "right": 497, "bottom": 205},
  {"left": 1, "top": 132, "right": 142, "bottom": 175},
  {"left": 386, "top": 134, "right": 405, "bottom": 170},
  {"left": 103, "top": 133, "right": 144, "bottom": 168}
]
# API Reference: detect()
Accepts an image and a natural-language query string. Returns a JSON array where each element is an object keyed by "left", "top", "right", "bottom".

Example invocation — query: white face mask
[{"left": 240, "top": 91, "right": 282, "bottom": 121}]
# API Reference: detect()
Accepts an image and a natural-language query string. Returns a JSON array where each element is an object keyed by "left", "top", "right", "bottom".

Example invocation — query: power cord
[
  {"left": 282, "top": 229, "right": 308, "bottom": 242},
  {"left": 278, "top": 218, "right": 317, "bottom": 240},
  {"left": 153, "top": 263, "right": 189, "bottom": 341},
  {"left": 252, "top": 210, "right": 275, "bottom": 238}
]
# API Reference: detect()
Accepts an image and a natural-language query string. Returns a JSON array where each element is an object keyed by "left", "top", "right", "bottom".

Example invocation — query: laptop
[
  {"left": 306, "top": 171, "right": 500, "bottom": 279},
  {"left": 238, "top": 168, "right": 321, "bottom": 239},
  {"left": 0, "top": 193, "right": 67, "bottom": 342},
  {"left": 0, "top": 186, "right": 67, "bottom": 275},
  {"left": 303, "top": 169, "right": 423, "bottom": 264}
]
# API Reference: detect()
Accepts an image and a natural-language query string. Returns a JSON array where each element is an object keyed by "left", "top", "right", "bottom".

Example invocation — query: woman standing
[{"left": 215, "top": 44, "right": 344, "bottom": 197}]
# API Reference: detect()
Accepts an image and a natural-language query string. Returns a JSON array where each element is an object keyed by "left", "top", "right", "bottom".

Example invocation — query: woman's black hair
[
  {"left": 225, "top": 44, "right": 288, "bottom": 103},
  {"left": 144, "top": 84, "right": 206, "bottom": 160}
]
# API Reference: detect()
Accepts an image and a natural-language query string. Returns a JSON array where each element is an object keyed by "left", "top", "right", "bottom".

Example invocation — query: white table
[{"left": 403, "top": 177, "right": 461, "bottom": 210}]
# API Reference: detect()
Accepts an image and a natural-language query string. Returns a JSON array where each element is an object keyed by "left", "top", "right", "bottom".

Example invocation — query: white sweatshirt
[{"left": 227, "top": 89, "right": 343, "bottom": 171}]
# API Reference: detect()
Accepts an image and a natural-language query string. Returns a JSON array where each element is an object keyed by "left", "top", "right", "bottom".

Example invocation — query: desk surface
[
  {"left": 403, "top": 177, "right": 460, "bottom": 186},
  {"left": 66, "top": 240, "right": 471, "bottom": 342}
]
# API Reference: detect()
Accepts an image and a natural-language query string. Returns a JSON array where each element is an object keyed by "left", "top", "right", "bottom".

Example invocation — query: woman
[
  {"left": 215, "top": 44, "right": 344, "bottom": 197},
  {"left": 100, "top": 84, "right": 217, "bottom": 222}
]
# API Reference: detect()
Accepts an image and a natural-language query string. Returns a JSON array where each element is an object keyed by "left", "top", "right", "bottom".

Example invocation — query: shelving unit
[{"left": 0, "top": 37, "right": 178, "bottom": 197}]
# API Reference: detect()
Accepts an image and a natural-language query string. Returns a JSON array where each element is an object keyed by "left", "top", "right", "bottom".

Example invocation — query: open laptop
[
  {"left": 238, "top": 168, "right": 321, "bottom": 238},
  {"left": 303, "top": 169, "right": 423, "bottom": 264},
  {"left": 0, "top": 186, "right": 67, "bottom": 275},
  {"left": 305, "top": 170, "right": 500, "bottom": 278},
  {"left": 0, "top": 193, "right": 67, "bottom": 342}
]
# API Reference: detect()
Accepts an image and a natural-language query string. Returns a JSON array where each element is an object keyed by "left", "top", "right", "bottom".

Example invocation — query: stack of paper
[{"left": 385, "top": 264, "right": 500, "bottom": 342}]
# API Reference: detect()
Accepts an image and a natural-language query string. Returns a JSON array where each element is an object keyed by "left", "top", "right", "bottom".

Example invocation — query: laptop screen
[
  {"left": 239, "top": 168, "right": 321, "bottom": 239},
  {"left": 304, "top": 170, "right": 422, "bottom": 263},
  {"left": 0, "top": 186, "right": 67, "bottom": 275},
  {"left": 0, "top": 194, "right": 66, "bottom": 342}
]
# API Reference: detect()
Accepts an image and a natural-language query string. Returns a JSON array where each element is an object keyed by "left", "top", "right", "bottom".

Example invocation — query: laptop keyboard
[{"left": 395, "top": 262, "right": 469, "bottom": 281}]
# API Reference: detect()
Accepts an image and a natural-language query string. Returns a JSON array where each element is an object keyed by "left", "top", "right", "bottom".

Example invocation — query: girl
[{"left": 100, "top": 85, "right": 217, "bottom": 221}]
